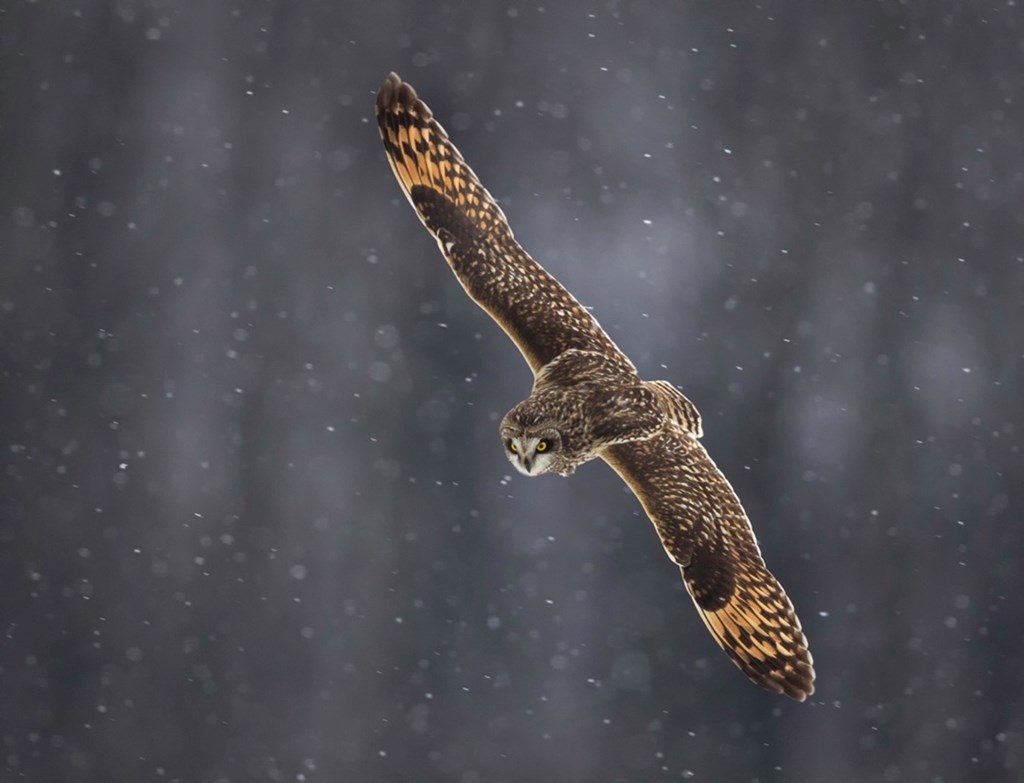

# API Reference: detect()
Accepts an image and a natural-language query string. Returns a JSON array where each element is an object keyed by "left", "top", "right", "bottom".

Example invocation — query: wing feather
[
  {"left": 375, "top": 72, "right": 630, "bottom": 374},
  {"left": 602, "top": 428, "right": 815, "bottom": 701}
]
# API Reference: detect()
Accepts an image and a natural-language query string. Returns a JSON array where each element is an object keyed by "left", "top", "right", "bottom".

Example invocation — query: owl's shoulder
[{"left": 534, "top": 348, "right": 637, "bottom": 392}]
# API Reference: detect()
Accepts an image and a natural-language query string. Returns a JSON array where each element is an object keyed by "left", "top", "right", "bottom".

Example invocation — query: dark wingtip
[
  {"left": 777, "top": 660, "right": 815, "bottom": 702},
  {"left": 375, "top": 72, "right": 400, "bottom": 115},
  {"left": 376, "top": 72, "right": 433, "bottom": 120},
  {"left": 742, "top": 647, "right": 814, "bottom": 701}
]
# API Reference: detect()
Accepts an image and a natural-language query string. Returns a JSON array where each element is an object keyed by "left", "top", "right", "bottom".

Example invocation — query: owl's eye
[
  {"left": 536, "top": 439, "right": 549, "bottom": 453},
  {"left": 508, "top": 440, "right": 518, "bottom": 453}
]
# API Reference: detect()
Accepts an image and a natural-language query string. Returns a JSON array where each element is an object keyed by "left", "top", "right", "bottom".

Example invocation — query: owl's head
[{"left": 499, "top": 398, "right": 575, "bottom": 477}]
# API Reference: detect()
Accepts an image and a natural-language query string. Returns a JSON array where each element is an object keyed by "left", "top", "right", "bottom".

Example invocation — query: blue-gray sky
[{"left": 1, "top": 2, "right": 1022, "bottom": 781}]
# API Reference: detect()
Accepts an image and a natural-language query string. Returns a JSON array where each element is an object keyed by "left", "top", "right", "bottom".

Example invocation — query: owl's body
[
  {"left": 376, "top": 73, "right": 815, "bottom": 701},
  {"left": 502, "top": 348, "right": 701, "bottom": 477}
]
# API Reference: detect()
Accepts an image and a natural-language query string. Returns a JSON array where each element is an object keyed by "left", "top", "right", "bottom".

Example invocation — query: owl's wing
[
  {"left": 375, "top": 73, "right": 632, "bottom": 375},
  {"left": 602, "top": 428, "right": 815, "bottom": 701}
]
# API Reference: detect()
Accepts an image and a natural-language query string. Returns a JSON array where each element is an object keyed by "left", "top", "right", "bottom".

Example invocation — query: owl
[{"left": 376, "top": 73, "right": 815, "bottom": 701}]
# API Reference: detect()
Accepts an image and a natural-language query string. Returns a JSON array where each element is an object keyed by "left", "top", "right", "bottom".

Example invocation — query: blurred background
[{"left": 2, "top": 1, "right": 1022, "bottom": 781}]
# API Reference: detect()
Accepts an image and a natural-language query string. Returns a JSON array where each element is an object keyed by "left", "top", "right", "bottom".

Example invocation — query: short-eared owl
[{"left": 376, "top": 73, "right": 814, "bottom": 700}]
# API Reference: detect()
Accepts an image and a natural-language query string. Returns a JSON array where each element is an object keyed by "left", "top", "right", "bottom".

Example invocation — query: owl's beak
[{"left": 522, "top": 454, "right": 533, "bottom": 472}]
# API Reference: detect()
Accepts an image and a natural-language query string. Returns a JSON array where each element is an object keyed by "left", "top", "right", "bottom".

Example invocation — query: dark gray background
[{"left": 2, "top": 2, "right": 1022, "bottom": 781}]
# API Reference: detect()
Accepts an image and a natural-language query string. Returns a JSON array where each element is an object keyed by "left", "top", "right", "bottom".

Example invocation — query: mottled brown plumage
[{"left": 375, "top": 72, "right": 815, "bottom": 700}]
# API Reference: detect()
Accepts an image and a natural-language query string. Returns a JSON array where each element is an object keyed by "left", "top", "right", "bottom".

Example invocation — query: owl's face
[
  {"left": 500, "top": 425, "right": 565, "bottom": 476},
  {"left": 500, "top": 394, "right": 582, "bottom": 477}
]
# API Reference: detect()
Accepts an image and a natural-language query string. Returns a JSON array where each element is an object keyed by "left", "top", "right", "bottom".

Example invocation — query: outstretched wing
[
  {"left": 375, "top": 72, "right": 631, "bottom": 375},
  {"left": 602, "top": 429, "right": 815, "bottom": 701}
]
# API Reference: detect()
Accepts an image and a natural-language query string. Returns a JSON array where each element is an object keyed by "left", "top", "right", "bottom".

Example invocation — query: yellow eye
[
  {"left": 536, "top": 440, "right": 548, "bottom": 453},
  {"left": 508, "top": 440, "right": 518, "bottom": 453}
]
